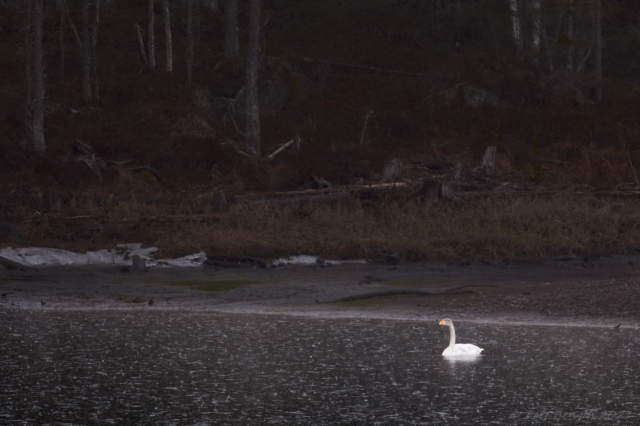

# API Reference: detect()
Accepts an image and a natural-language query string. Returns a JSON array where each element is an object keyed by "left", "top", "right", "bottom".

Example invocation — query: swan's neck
[{"left": 448, "top": 324, "right": 456, "bottom": 348}]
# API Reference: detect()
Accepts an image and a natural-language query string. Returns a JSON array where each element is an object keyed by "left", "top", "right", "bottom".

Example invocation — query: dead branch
[
  {"left": 112, "top": 213, "right": 230, "bottom": 223},
  {"left": 267, "top": 139, "right": 294, "bottom": 160}
]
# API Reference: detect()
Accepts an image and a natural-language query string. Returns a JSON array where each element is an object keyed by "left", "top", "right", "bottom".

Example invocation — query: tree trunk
[
  {"left": 532, "top": 0, "right": 542, "bottom": 63},
  {"left": 196, "top": 0, "right": 201, "bottom": 42},
  {"left": 135, "top": 23, "right": 150, "bottom": 69},
  {"left": 509, "top": 0, "right": 522, "bottom": 54},
  {"left": 58, "top": 0, "right": 65, "bottom": 75},
  {"left": 64, "top": 0, "right": 82, "bottom": 51},
  {"left": 224, "top": 0, "right": 240, "bottom": 71},
  {"left": 245, "top": 0, "right": 261, "bottom": 157},
  {"left": 32, "top": 0, "right": 46, "bottom": 153},
  {"left": 82, "top": 0, "right": 92, "bottom": 103},
  {"left": 594, "top": 0, "right": 602, "bottom": 101},
  {"left": 148, "top": 0, "right": 155, "bottom": 71},
  {"left": 481, "top": 146, "right": 497, "bottom": 176},
  {"left": 163, "top": 0, "right": 172, "bottom": 72},
  {"left": 24, "top": 0, "right": 33, "bottom": 145},
  {"left": 92, "top": 0, "right": 100, "bottom": 100},
  {"left": 187, "top": 0, "right": 193, "bottom": 83},
  {"left": 566, "top": 1, "right": 575, "bottom": 71}
]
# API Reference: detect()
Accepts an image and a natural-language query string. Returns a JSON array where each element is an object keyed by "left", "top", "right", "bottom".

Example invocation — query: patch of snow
[{"left": 0, "top": 243, "right": 206, "bottom": 268}]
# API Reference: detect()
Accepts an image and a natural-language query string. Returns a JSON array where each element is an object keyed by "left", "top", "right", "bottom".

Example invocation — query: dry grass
[
  {"left": 6, "top": 189, "right": 637, "bottom": 261},
  {"left": 178, "top": 196, "right": 639, "bottom": 260},
  {"left": 5, "top": 182, "right": 640, "bottom": 260}
]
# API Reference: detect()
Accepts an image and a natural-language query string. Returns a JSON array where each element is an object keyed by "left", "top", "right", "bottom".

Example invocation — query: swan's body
[{"left": 438, "top": 318, "right": 483, "bottom": 356}]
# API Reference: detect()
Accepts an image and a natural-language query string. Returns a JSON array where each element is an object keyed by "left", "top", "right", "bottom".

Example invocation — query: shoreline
[{"left": 2, "top": 254, "right": 640, "bottom": 327}]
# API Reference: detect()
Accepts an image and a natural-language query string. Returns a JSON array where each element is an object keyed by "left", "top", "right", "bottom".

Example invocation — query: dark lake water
[{"left": 1, "top": 310, "right": 639, "bottom": 425}]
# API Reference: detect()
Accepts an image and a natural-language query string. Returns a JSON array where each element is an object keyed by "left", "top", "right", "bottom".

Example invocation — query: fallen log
[
  {"left": 253, "top": 191, "right": 352, "bottom": 206},
  {"left": 112, "top": 213, "right": 230, "bottom": 223}
]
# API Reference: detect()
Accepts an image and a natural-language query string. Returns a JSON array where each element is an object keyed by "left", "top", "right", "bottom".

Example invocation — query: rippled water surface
[{"left": 1, "top": 310, "right": 639, "bottom": 425}]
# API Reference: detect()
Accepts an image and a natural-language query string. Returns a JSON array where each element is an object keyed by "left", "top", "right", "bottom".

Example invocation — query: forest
[{"left": 2, "top": 0, "right": 640, "bottom": 261}]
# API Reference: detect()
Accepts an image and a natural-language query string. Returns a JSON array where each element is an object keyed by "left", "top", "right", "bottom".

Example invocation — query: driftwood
[{"left": 206, "top": 254, "right": 268, "bottom": 268}]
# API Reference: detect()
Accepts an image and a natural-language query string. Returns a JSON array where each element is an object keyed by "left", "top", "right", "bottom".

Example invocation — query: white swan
[{"left": 438, "top": 318, "right": 483, "bottom": 356}]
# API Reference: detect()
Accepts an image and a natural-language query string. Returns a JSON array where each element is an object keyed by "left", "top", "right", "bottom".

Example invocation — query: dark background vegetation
[
  {"left": 2, "top": 0, "right": 640, "bottom": 191},
  {"left": 2, "top": 0, "right": 640, "bottom": 259}
]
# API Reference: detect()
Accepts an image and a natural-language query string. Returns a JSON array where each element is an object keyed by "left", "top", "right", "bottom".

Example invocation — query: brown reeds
[{"left": 5, "top": 189, "right": 639, "bottom": 262}]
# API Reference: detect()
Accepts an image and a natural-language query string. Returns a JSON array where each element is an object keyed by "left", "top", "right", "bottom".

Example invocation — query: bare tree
[
  {"left": 509, "top": 0, "right": 522, "bottom": 54},
  {"left": 532, "top": 0, "right": 542, "bottom": 62},
  {"left": 594, "top": 0, "right": 602, "bottom": 101},
  {"left": 163, "top": 0, "right": 172, "bottom": 72},
  {"left": 224, "top": 0, "right": 239, "bottom": 70},
  {"left": 24, "top": 0, "right": 33, "bottom": 144},
  {"left": 63, "top": 0, "right": 82, "bottom": 51},
  {"left": 32, "top": 0, "right": 46, "bottom": 152},
  {"left": 91, "top": 0, "right": 100, "bottom": 100},
  {"left": 57, "top": 0, "right": 65, "bottom": 75},
  {"left": 148, "top": 0, "right": 155, "bottom": 71},
  {"left": 245, "top": 0, "right": 261, "bottom": 156},
  {"left": 82, "top": 0, "right": 92, "bottom": 102},
  {"left": 187, "top": 0, "right": 193, "bottom": 83},
  {"left": 566, "top": 0, "right": 575, "bottom": 71}
]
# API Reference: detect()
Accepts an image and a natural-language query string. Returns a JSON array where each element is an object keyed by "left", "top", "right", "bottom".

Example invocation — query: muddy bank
[{"left": 2, "top": 254, "right": 640, "bottom": 326}]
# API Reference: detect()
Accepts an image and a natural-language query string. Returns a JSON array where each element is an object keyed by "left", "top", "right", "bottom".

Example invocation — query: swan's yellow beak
[{"left": 438, "top": 320, "right": 444, "bottom": 325}]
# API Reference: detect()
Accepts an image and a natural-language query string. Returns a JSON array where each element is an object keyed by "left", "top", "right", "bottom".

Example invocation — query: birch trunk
[
  {"left": 24, "top": 0, "right": 33, "bottom": 144},
  {"left": 594, "top": 0, "right": 602, "bottom": 101},
  {"left": 32, "top": 0, "right": 46, "bottom": 153},
  {"left": 532, "top": 0, "right": 542, "bottom": 62},
  {"left": 509, "top": 0, "right": 522, "bottom": 54},
  {"left": 224, "top": 0, "right": 239, "bottom": 70},
  {"left": 91, "top": 0, "right": 100, "bottom": 100},
  {"left": 64, "top": 0, "right": 82, "bottom": 51},
  {"left": 163, "top": 0, "right": 172, "bottom": 72},
  {"left": 245, "top": 0, "right": 261, "bottom": 157},
  {"left": 82, "top": 0, "right": 92, "bottom": 102},
  {"left": 566, "top": 1, "right": 575, "bottom": 71},
  {"left": 148, "top": 0, "right": 155, "bottom": 71},
  {"left": 187, "top": 0, "right": 193, "bottom": 83}
]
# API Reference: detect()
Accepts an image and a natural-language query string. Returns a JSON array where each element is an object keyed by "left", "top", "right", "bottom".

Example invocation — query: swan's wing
[{"left": 443, "top": 344, "right": 483, "bottom": 356}]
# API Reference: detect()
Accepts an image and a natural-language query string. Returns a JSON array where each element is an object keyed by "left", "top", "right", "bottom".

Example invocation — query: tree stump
[
  {"left": 212, "top": 191, "right": 228, "bottom": 213},
  {"left": 417, "top": 179, "right": 441, "bottom": 207},
  {"left": 454, "top": 163, "right": 462, "bottom": 181},
  {"left": 381, "top": 159, "right": 403, "bottom": 182},
  {"left": 481, "top": 146, "right": 497, "bottom": 176}
]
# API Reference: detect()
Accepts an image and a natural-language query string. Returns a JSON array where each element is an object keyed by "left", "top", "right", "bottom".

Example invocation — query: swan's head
[{"left": 439, "top": 318, "right": 453, "bottom": 327}]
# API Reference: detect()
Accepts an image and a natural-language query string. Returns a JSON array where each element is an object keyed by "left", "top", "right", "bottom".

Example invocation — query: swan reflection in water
[{"left": 438, "top": 318, "right": 484, "bottom": 357}]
